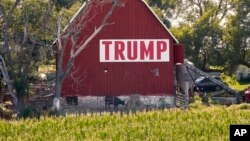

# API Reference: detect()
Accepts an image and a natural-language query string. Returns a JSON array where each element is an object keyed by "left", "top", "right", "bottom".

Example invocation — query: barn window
[{"left": 152, "top": 69, "right": 160, "bottom": 76}]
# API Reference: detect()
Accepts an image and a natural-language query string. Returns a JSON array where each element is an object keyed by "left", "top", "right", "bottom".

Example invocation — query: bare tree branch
[
  {"left": 0, "top": 55, "right": 18, "bottom": 108},
  {"left": 53, "top": 0, "right": 125, "bottom": 109},
  {"left": 0, "top": 1, "right": 6, "bottom": 20},
  {"left": 7, "top": 0, "right": 20, "bottom": 19},
  {"left": 190, "top": 0, "right": 203, "bottom": 16},
  {"left": 57, "top": 15, "right": 63, "bottom": 50},
  {"left": 215, "top": 0, "right": 223, "bottom": 16},
  {"left": 22, "top": 10, "right": 28, "bottom": 44},
  {"left": 0, "top": 0, "right": 21, "bottom": 76},
  {"left": 73, "top": 1, "right": 118, "bottom": 58},
  {"left": 41, "top": 0, "right": 55, "bottom": 31},
  {"left": 218, "top": 0, "right": 229, "bottom": 22}
]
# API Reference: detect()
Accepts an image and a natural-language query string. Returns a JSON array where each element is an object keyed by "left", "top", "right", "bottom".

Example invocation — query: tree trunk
[
  {"left": 53, "top": 77, "right": 62, "bottom": 111},
  {"left": 53, "top": 0, "right": 121, "bottom": 111},
  {"left": 0, "top": 76, "right": 2, "bottom": 91},
  {"left": 0, "top": 55, "right": 18, "bottom": 108},
  {"left": 2, "top": 24, "right": 14, "bottom": 76},
  {"left": 17, "top": 96, "right": 25, "bottom": 111}
]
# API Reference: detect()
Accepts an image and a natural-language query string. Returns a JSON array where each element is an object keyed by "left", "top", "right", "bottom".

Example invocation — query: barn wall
[
  {"left": 174, "top": 44, "right": 184, "bottom": 64},
  {"left": 61, "top": 0, "right": 176, "bottom": 96}
]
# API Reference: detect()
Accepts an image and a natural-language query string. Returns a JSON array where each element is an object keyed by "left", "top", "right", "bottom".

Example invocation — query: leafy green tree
[
  {"left": 0, "top": 0, "right": 55, "bottom": 109},
  {"left": 56, "top": 0, "right": 85, "bottom": 9},
  {"left": 0, "top": 0, "right": 86, "bottom": 111},
  {"left": 146, "top": 0, "right": 181, "bottom": 28},
  {"left": 223, "top": 0, "right": 250, "bottom": 73},
  {"left": 147, "top": 0, "right": 162, "bottom": 7},
  {"left": 0, "top": 0, "right": 20, "bottom": 76},
  {"left": 171, "top": 0, "right": 250, "bottom": 73},
  {"left": 171, "top": 0, "right": 232, "bottom": 70},
  {"left": 14, "top": 71, "right": 29, "bottom": 110}
]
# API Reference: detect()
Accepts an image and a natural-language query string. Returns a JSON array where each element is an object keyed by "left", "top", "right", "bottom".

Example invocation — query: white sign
[{"left": 100, "top": 39, "right": 170, "bottom": 62}]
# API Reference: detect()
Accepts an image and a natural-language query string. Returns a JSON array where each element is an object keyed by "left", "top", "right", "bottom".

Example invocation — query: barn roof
[
  {"left": 61, "top": 0, "right": 179, "bottom": 43},
  {"left": 140, "top": 0, "right": 179, "bottom": 43}
]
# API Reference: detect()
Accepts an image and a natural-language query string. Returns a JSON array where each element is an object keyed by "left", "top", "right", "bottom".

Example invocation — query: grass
[
  {"left": 1, "top": 104, "right": 250, "bottom": 141},
  {"left": 221, "top": 74, "right": 250, "bottom": 91},
  {"left": 38, "top": 65, "right": 56, "bottom": 74},
  {"left": 208, "top": 66, "right": 250, "bottom": 91},
  {"left": 209, "top": 66, "right": 224, "bottom": 71}
]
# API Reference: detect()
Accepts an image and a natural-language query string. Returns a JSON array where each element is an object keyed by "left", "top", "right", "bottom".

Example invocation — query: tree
[
  {"left": 0, "top": 0, "right": 57, "bottom": 110},
  {"left": 171, "top": 0, "right": 234, "bottom": 70},
  {"left": 0, "top": 0, "right": 21, "bottom": 109},
  {"left": 146, "top": 0, "right": 181, "bottom": 28},
  {"left": 170, "top": 0, "right": 250, "bottom": 73},
  {"left": 54, "top": 0, "right": 125, "bottom": 110},
  {"left": 0, "top": 55, "right": 18, "bottom": 108},
  {"left": 0, "top": 0, "right": 20, "bottom": 76},
  {"left": 223, "top": 0, "right": 250, "bottom": 73},
  {"left": 56, "top": 0, "right": 86, "bottom": 9},
  {"left": 0, "top": 0, "right": 89, "bottom": 111}
]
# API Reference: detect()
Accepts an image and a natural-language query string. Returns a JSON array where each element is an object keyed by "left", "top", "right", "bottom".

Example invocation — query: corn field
[{"left": 0, "top": 104, "right": 250, "bottom": 141}]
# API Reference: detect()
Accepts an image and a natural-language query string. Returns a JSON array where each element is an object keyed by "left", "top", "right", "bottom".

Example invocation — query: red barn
[{"left": 59, "top": 0, "right": 184, "bottom": 98}]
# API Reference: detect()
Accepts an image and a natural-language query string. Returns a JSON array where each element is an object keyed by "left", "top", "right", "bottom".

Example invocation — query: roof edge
[
  {"left": 53, "top": 2, "right": 86, "bottom": 44},
  {"left": 140, "top": 0, "right": 179, "bottom": 43},
  {"left": 54, "top": 0, "right": 179, "bottom": 44},
  {"left": 62, "top": 2, "right": 87, "bottom": 32}
]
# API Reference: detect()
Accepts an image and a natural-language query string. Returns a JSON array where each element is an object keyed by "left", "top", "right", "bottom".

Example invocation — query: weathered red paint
[
  {"left": 60, "top": 0, "right": 183, "bottom": 97},
  {"left": 174, "top": 44, "right": 184, "bottom": 64}
]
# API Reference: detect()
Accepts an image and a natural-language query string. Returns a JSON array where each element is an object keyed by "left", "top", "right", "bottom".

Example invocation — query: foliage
[
  {"left": 14, "top": 72, "right": 29, "bottom": 98},
  {"left": 0, "top": 0, "right": 82, "bottom": 108},
  {"left": 146, "top": 0, "right": 181, "bottom": 28},
  {"left": 222, "top": 0, "right": 250, "bottom": 73},
  {"left": 56, "top": 0, "right": 85, "bottom": 9},
  {"left": 221, "top": 73, "right": 250, "bottom": 91},
  {"left": 16, "top": 106, "right": 38, "bottom": 119},
  {"left": 188, "top": 98, "right": 204, "bottom": 109},
  {"left": 16, "top": 106, "right": 61, "bottom": 119},
  {"left": 228, "top": 103, "right": 250, "bottom": 110},
  {"left": 0, "top": 106, "right": 250, "bottom": 140},
  {"left": 171, "top": 0, "right": 226, "bottom": 69},
  {"left": 170, "top": 0, "right": 250, "bottom": 72},
  {"left": 0, "top": 102, "right": 14, "bottom": 119}
]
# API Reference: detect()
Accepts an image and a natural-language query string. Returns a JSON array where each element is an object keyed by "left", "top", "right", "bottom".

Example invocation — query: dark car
[{"left": 194, "top": 76, "right": 223, "bottom": 92}]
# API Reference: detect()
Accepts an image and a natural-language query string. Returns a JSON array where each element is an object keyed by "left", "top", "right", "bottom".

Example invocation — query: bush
[
  {"left": 17, "top": 107, "right": 41, "bottom": 119},
  {"left": 14, "top": 73, "right": 29, "bottom": 98},
  {"left": 189, "top": 99, "right": 203, "bottom": 109},
  {"left": 0, "top": 103, "right": 14, "bottom": 119},
  {"left": 228, "top": 103, "right": 250, "bottom": 110},
  {"left": 239, "top": 103, "right": 250, "bottom": 109}
]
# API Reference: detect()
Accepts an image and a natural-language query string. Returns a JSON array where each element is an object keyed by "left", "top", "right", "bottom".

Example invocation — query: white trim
[
  {"left": 140, "top": 0, "right": 179, "bottom": 43},
  {"left": 53, "top": 2, "right": 87, "bottom": 44},
  {"left": 63, "top": 2, "right": 87, "bottom": 32}
]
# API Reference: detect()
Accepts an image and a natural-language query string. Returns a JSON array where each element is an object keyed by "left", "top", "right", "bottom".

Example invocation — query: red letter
[
  {"left": 140, "top": 41, "right": 154, "bottom": 60},
  {"left": 157, "top": 41, "right": 167, "bottom": 60},
  {"left": 102, "top": 41, "right": 112, "bottom": 60},
  {"left": 115, "top": 41, "right": 125, "bottom": 60},
  {"left": 127, "top": 41, "right": 138, "bottom": 60}
]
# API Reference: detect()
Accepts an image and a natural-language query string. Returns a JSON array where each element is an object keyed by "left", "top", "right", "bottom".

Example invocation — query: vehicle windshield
[
  {"left": 195, "top": 77, "right": 205, "bottom": 82},
  {"left": 195, "top": 76, "right": 221, "bottom": 83}
]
